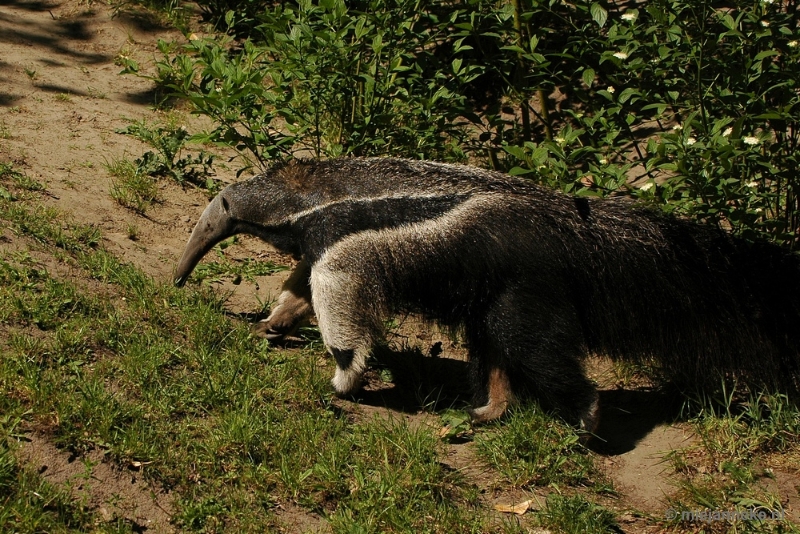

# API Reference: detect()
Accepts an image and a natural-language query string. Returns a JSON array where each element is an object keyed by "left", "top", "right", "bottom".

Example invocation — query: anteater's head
[{"left": 174, "top": 191, "right": 236, "bottom": 287}]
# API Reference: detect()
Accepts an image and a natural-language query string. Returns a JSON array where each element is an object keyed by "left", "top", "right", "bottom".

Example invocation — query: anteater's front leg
[
  {"left": 309, "top": 258, "right": 385, "bottom": 396},
  {"left": 252, "top": 259, "right": 314, "bottom": 341}
]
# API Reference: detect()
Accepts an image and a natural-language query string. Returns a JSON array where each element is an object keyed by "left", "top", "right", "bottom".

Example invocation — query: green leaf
[
  {"left": 641, "top": 103, "right": 668, "bottom": 115},
  {"left": 753, "top": 50, "right": 780, "bottom": 61},
  {"left": 502, "top": 145, "right": 527, "bottom": 159},
  {"left": 582, "top": 68, "right": 595, "bottom": 88},
  {"left": 509, "top": 166, "right": 534, "bottom": 176},
  {"left": 590, "top": 3, "right": 608, "bottom": 28},
  {"left": 618, "top": 87, "right": 638, "bottom": 103}
]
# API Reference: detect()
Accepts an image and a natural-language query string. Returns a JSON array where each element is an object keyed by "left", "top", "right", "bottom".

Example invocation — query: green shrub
[
  {"left": 123, "top": 0, "right": 479, "bottom": 171},
  {"left": 122, "top": 0, "right": 800, "bottom": 247}
]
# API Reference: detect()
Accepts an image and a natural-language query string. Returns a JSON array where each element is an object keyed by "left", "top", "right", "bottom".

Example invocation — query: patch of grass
[
  {"left": 0, "top": 414, "right": 98, "bottom": 532},
  {"left": 55, "top": 93, "right": 72, "bottom": 102},
  {"left": 110, "top": 0, "right": 191, "bottom": 33},
  {"left": 106, "top": 157, "right": 159, "bottom": 214},
  {"left": 125, "top": 223, "right": 138, "bottom": 240},
  {"left": 11, "top": 173, "right": 44, "bottom": 193},
  {"left": 0, "top": 200, "right": 100, "bottom": 252},
  {"left": 0, "top": 120, "right": 10, "bottom": 139},
  {"left": 474, "top": 405, "right": 601, "bottom": 490},
  {"left": 0, "top": 162, "right": 43, "bottom": 200},
  {"left": 0, "top": 259, "right": 104, "bottom": 331},
  {"left": 683, "top": 385, "right": 800, "bottom": 463},
  {"left": 87, "top": 86, "right": 106, "bottom": 99},
  {"left": 533, "top": 494, "right": 619, "bottom": 534},
  {"left": 664, "top": 461, "right": 794, "bottom": 533},
  {"left": 655, "top": 384, "right": 800, "bottom": 532},
  {"left": 323, "top": 417, "right": 485, "bottom": 533},
  {"left": 0, "top": 166, "right": 15, "bottom": 201},
  {"left": 0, "top": 198, "right": 503, "bottom": 532},
  {"left": 190, "top": 248, "right": 289, "bottom": 286}
]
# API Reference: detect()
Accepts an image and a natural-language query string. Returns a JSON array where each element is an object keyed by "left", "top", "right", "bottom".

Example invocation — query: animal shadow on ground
[
  {"left": 233, "top": 310, "right": 683, "bottom": 454},
  {"left": 352, "top": 344, "right": 474, "bottom": 416},
  {"left": 353, "top": 344, "right": 683, "bottom": 457},
  {"left": 589, "top": 387, "right": 683, "bottom": 455}
]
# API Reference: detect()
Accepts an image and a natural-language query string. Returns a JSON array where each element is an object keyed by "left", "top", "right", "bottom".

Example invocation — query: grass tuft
[
  {"left": 474, "top": 405, "right": 599, "bottom": 489},
  {"left": 106, "top": 157, "right": 160, "bottom": 214},
  {"left": 533, "top": 494, "right": 619, "bottom": 534}
]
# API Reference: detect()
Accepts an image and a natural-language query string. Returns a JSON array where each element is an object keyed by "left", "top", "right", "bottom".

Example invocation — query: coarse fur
[{"left": 174, "top": 157, "right": 800, "bottom": 431}]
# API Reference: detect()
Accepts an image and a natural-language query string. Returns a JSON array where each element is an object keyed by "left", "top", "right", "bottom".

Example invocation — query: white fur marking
[
  {"left": 332, "top": 366, "right": 362, "bottom": 395},
  {"left": 309, "top": 195, "right": 507, "bottom": 398},
  {"left": 286, "top": 192, "right": 456, "bottom": 224}
]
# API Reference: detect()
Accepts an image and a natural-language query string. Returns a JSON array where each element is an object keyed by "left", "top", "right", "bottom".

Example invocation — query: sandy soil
[{"left": 1, "top": 0, "right": 797, "bottom": 531}]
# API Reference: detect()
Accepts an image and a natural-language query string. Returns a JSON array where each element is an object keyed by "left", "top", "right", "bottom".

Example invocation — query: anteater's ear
[{"left": 221, "top": 196, "right": 230, "bottom": 213}]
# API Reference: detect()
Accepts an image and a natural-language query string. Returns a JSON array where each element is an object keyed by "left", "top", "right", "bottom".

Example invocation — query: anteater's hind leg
[
  {"left": 469, "top": 285, "right": 599, "bottom": 432},
  {"left": 309, "top": 260, "right": 385, "bottom": 396},
  {"left": 252, "top": 259, "right": 314, "bottom": 340}
]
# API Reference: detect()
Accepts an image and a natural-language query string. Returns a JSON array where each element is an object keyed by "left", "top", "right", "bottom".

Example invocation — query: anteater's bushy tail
[{"left": 580, "top": 203, "right": 800, "bottom": 394}]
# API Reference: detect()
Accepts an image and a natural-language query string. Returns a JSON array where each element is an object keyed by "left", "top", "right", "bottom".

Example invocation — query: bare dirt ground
[{"left": 2, "top": 0, "right": 798, "bottom": 531}]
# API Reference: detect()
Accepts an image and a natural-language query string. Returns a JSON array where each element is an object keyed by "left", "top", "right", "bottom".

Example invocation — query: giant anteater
[{"left": 174, "top": 157, "right": 800, "bottom": 431}]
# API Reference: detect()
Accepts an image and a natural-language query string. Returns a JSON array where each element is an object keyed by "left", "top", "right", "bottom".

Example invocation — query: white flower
[
  {"left": 789, "top": 41, "right": 799, "bottom": 48},
  {"left": 760, "top": 20, "right": 770, "bottom": 27},
  {"left": 722, "top": 127, "right": 733, "bottom": 137},
  {"left": 686, "top": 137, "right": 697, "bottom": 145},
  {"left": 599, "top": 158, "right": 608, "bottom": 165},
  {"left": 743, "top": 136, "right": 760, "bottom": 145},
  {"left": 607, "top": 86, "right": 616, "bottom": 94},
  {"left": 746, "top": 181, "right": 759, "bottom": 188},
  {"left": 613, "top": 51, "right": 629, "bottom": 60},
  {"left": 640, "top": 182, "right": 654, "bottom": 192},
  {"left": 621, "top": 12, "right": 637, "bottom": 22},
  {"left": 672, "top": 124, "right": 682, "bottom": 131},
  {"left": 762, "top": 0, "right": 774, "bottom": 4},
  {"left": 553, "top": 136, "right": 566, "bottom": 144}
]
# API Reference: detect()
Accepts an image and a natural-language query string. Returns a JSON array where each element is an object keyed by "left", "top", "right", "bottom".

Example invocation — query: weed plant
[{"left": 116, "top": 118, "right": 217, "bottom": 190}]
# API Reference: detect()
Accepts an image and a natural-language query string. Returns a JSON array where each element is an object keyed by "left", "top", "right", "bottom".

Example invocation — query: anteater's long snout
[{"left": 174, "top": 194, "right": 235, "bottom": 287}]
